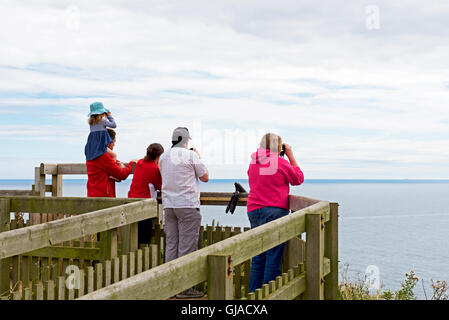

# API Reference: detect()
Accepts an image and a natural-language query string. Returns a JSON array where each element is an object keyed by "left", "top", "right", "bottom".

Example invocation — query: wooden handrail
[
  {"left": 0, "top": 196, "right": 147, "bottom": 215},
  {"left": 0, "top": 198, "right": 157, "bottom": 259},
  {"left": 79, "top": 200, "right": 330, "bottom": 300}
]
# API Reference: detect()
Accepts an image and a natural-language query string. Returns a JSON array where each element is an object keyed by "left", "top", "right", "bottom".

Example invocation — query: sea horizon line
[{"left": 2, "top": 178, "right": 449, "bottom": 183}]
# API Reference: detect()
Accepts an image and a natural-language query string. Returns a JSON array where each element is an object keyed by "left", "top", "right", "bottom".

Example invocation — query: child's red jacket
[{"left": 86, "top": 153, "right": 134, "bottom": 197}]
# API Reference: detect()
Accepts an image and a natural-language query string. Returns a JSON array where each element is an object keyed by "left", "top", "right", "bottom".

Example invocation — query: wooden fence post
[
  {"left": 207, "top": 254, "right": 233, "bottom": 300},
  {"left": 38, "top": 167, "right": 46, "bottom": 197},
  {"left": 129, "top": 223, "right": 138, "bottom": 253},
  {"left": 52, "top": 174, "right": 63, "bottom": 197},
  {"left": 0, "top": 198, "right": 11, "bottom": 296},
  {"left": 282, "top": 236, "right": 305, "bottom": 273},
  {"left": 33, "top": 167, "right": 45, "bottom": 196},
  {"left": 121, "top": 225, "right": 130, "bottom": 255},
  {"left": 324, "top": 203, "right": 339, "bottom": 300},
  {"left": 99, "top": 229, "right": 118, "bottom": 261},
  {"left": 305, "top": 211, "right": 324, "bottom": 300}
]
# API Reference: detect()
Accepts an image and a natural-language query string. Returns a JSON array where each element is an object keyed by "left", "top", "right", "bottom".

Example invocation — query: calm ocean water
[{"left": 1, "top": 178, "right": 448, "bottom": 298}]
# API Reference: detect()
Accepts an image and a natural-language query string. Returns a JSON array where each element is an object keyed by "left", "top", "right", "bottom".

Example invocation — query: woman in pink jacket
[{"left": 247, "top": 133, "right": 304, "bottom": 293}]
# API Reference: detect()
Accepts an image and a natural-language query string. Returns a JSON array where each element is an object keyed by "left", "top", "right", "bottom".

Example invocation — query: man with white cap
[{"left": 158, "top": 127, "right": 209, "bottom": 299}]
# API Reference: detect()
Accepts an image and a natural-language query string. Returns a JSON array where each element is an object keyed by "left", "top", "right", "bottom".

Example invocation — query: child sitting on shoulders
[{"left": 84, "top": 102, "right": 118, "bottom": 161}]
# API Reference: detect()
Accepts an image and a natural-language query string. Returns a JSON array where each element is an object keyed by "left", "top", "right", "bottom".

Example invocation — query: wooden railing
[
  {"left": 79, "top": 197, "right": 338, "bottom": 300},
  {"left": 0, "top": 163, "right": 339, "bottom": 300},
  {"left": 0, "top": 196, "right": 158, "bottom": 299}
]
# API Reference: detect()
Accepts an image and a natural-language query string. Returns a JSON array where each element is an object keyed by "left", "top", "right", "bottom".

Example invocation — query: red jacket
[
  {"left": 128, "top": 159, "right": 162, "bottom": 198},
  {"left": 86, "top": 153, "right": 134, "bottom": 198}
]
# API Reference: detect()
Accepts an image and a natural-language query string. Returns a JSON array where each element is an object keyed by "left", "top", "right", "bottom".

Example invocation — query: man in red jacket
[{"left": 86, "top": 129, "right": 137, "bottom": 197}]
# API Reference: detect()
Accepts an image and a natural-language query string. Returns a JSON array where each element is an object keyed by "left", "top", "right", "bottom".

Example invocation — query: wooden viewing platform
[{"left": 0, "top": 163, "right": 338, "bottom": 300}]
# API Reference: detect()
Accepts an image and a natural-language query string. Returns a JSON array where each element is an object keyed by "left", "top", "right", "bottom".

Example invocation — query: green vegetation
[{"left": 338, "top": 264, "right": 448, "bottom": 300}]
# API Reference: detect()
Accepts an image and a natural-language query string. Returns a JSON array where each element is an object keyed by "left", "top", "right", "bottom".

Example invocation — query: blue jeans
[{"left": 248, "top": 207, "right": 289, "bottom": 293}]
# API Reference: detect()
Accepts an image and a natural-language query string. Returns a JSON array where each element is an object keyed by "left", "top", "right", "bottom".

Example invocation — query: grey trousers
[{"left": 164, "top": 208, "right": 202, "bottom": 263}]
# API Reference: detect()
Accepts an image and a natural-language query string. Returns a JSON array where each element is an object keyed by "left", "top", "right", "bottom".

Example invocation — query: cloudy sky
[{"left": 1, "top": 0, "right": 449, "bottom": 179}]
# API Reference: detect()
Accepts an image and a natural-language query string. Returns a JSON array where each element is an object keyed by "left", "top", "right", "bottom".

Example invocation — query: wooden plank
[
  {"left": 40, "top": 163, "right": 136, "bottom": 175},
  {"left": 199, "top": 192, "right": 248, "bottom": 206},
  {"left": 143, "top": 247, "right": 150, "bottom": 271},
  {"left": 207, "top": 255, "right": 233, "bottom": 300},
  {"left": 112, "top": 257, "right": 120, "bottom": 284},
  {"left": 0, "top": 199, "right": 157, "bottom": 259},
  {"left": 324, "top": 202, "right": 339, "bottom": 300},
  {"left": 0, "top": 190, "right": 33, "bottom": 196},
  {"left": 264, "top": 274, "right": 306, "bottom": 300},
  {"left": 104, "top": 260, "right": 112, "bottom": 287},
  {"left": 120, "top": 255, "right": 127, "bottom": 281},
  {"left": 214, "top": 226, "right": 223, "bottom": 243},
  {"left": 197, "top": 226, "right": 204, "bottom": 250},
  {"left": 40, "top": 163, "right": 58, "bottom": 175},
  {"left": 262, "top": 283, "right": 270, "bottom": 298},
  {"left": 150, "top": 244, "right": 158, "bottom": 268},
  {"left": 68, "top": 287, "right": 75, "bottom": 300},
  {"left": 87, "top": 267, "right": 94, "bottom": 294},
  {"left": 136, "top": 250, "right": 143, "bottom": 274},
  {"left": 13, "top": 289, "right": 21, "bottom": 300},
  {"left": 233, "top": 228, "right": 242, "bottom": 299},
  {"left": 129, "top": 223, "right": 138, "bottom": 253},
  {"left": 7, "top": 196, "right": 147, "bottom": 216},
  {"left": 282, "top": 236, "right": 304, "bottom": 273},
  {"left": 51, "top": 174, "right": 63, "bottom": 197},
  {"left": 276, "top": 275, "right": 283, "bottom": 289},
  {"left": 255, "top": 288, "right": 263, "bottom": 300},
  {"left": 34, "top": 167, "right": 46, "bottom": 197},
  {"left": 46, "top": 280, "right": 55, "bottom": 300},
  {"left": 20, "top": 255, "right": 29, "bottom": 289},
  {"left": 79, "top": 201, "right": 329, "bottom": 300},
  {"left": 282, "top": 272, "right": 289, "bottom": 285},
  {"left": 23, "top": 287, "right": 32, "bottom": 300},
  {"left": 23, "top": 246, "right": 101, "bottom": 260},
  {"left": 120, "top": 225, "right": 130, "bottom": 255},
  {"left": 288, "top": 269, "right": 294, "bottom": 281},
  {"left": 206, "top": 226, "right": 213, "bottom": 246},
  {"left": 57, "top": 276, "right": 65, "bottom": 300},
  {"left": 323, "top": 257, "right": 331, "bottom": 277},
  {"left": 0, "top": 198, "right": 11, "bottom": 295},
  {"left": 128, "top": 252, "right": 135, "bottom": 277},
  {"left": 34, "top": 282, "right": 44, "bottom": 300},
  {"left": 99, "top": 229, "right": 118, "bottom": 260},
  {"left": 243, "top": 260, "right": 250, "bottom": 297},
  {"left": 289, "top": 195, "right": 321, "bottom": 211},
  {"left": 224, "top": 226, "right": 232, "bottom": 239},
  {"left": 95, "top": 263, "right": 103, "bottom": 291},
  {"left": 77, "top": 269, "right": 85, "bottom": 298},
  {"left": 305, "top": 211, "right": 325, "bottom": 300}
]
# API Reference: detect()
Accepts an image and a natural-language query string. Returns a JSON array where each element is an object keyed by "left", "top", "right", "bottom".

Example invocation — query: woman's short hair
[
  {"left": 260, "top": 133, "right": 283, "bottom": 153},
  {"left": 144, "top": 143, "right": 164, "bottom": 162}
]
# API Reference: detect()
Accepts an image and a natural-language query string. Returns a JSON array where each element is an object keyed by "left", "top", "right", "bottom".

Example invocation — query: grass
[{"left": 338, "top": 264, "right": 448, "bottom": 300}]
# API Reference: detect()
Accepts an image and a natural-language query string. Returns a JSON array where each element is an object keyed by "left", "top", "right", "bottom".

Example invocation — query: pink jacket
[{"left": 247, "top": 148, "right": 304, "bottom": 212}]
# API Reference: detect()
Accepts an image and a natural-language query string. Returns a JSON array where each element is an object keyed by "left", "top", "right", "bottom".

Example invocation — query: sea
[{"left": 1, "top": 178, "right": 448, "bottom": 299}]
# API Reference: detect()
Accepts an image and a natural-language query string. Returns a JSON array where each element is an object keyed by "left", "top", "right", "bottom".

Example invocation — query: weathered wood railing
[
  {"left": 79, "top": 197, "right": 338, "bottom": 300},
  {"left": 0, "top": 162, "right": 339, "bottom": 300},
  {"left": 0, "top": 196, "right": 158, "bottom": 299}
]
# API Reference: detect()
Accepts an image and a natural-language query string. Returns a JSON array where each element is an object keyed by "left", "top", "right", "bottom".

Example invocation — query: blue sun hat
[{"left": 88, "top": 102, "right": 110, "bottom": 116}]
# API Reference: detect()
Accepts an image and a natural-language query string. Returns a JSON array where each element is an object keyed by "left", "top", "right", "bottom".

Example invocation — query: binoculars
[
  {"left": 280, "top": 144, "right": 286, "bottom": 157},
  {"left": 225, "top": 182, "right": 247, "bottom": 214}
]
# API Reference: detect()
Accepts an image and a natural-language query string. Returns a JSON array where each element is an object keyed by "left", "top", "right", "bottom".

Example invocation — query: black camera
[
  {"left": 280, "top": 144, "right": 286, "bottom": 157},
  {"left": 225, "top": 182, "right": 247, "bottom": 214}
]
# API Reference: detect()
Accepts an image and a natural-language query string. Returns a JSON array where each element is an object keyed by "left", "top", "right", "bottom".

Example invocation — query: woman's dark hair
[
  {"left": 144, "top": 143, "right": 164, "bottom": 162},
  {"left": 107, "top": 128, "right": 116, "bottom": 141}
]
